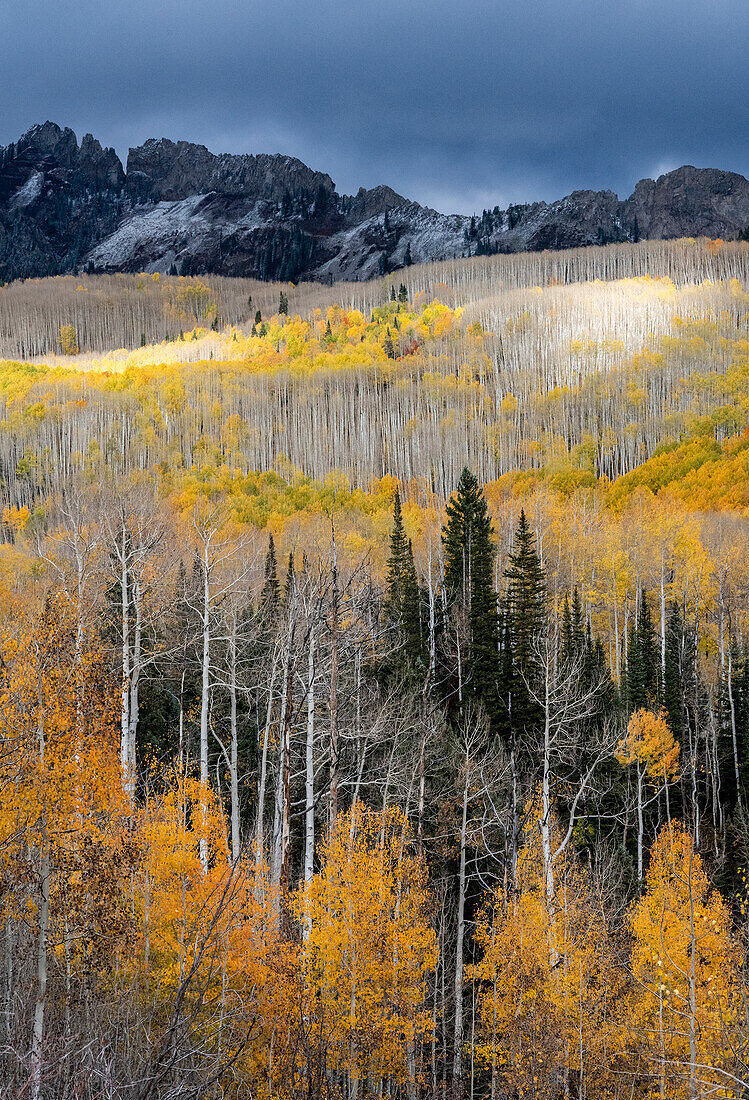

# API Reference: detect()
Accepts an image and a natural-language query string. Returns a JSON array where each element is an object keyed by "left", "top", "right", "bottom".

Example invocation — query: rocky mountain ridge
[{"left": 2, "top": 121, "right": 749, "bottom": 284}]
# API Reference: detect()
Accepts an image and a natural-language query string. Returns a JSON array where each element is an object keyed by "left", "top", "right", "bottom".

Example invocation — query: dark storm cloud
[{"left": 2, "top": 0, "right": 748, "bottom": 214}]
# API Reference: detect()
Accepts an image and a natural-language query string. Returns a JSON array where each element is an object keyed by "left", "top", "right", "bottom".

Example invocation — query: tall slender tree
[
  {"left": 442, "top": 468, "right": 499, "bottom": 723},
  {"left": 385, "top": 490, "right": 425, "bottom": 671},
  {"left": 500, "top": 509, "right": 546, "bottom": 738},
  {"left": 626, "top": 593, "right": 660, "bottom": 713}
]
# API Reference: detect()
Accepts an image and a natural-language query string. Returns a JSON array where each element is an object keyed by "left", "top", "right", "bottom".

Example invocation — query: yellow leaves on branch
[
  {"left": 628, "top": 822, "right": 741, "bottom": 1098},
  {"left": 58, "top": 323, "right": 79, "bottom": 355},
  {"left": 472, "top": 826, "right": 624, "bottom": 1099},
  {"left": 1, "top": 503, "right": 29, "bottom": 531},
  {"left": 617, "top": 707, "right": 680, "bottom": 780},
  {"left": 295, "top": 803, "right": 437, "bottom": 1088},
  {"left": 131, "top": 771, "right": 278, "bottom": 1050}
]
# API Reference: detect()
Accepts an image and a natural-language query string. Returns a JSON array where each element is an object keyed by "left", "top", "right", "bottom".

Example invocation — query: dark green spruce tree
[
  {"left": 282, "top": 552, "right": 295, "bottom": 605},
  {"left": 384, "top": 490, "right": 426, "bottom": 674},
  {"left": 442, "top": 468, "right": 498, "bottom": 723},
  {"left": 260, "top": 534, "right": 280, "bottom": 622},
  {"left": 561, "top": 587, "right": 585, "bottom": 666},
  {"left": 500, "top": 509, "right": 546, "bottom": 738},
  {"left": 626, "top": 593, "right": 660, "bottom": 712},
  {"left": 663, "top": 601, "right": 685, "bottom": 738}
]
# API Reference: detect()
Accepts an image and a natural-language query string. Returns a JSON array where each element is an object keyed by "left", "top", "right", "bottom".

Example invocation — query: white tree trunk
[
  {"left": 255, "top": 668, "right": 276, "bottom": 863},
  {"left": 453, "top": 761, "right": 469, "bottom": 1094},
  {"left": 199, "top": 541, "right": 211, "bottom": 873},
  {"left": 304, "top": 626, "right": 316, "bottom": 888},
  {"left": 30, "top": 704, "right": 48, "bottom": 1100},
  {"left": 229, "top": 614, "right": 240, "bottom": 862},
  {"left": 120, "top": 535, "right": 131, "bottom": 800},
  {"left": 30, "top": 848, "right": 49, "bottom": 1100}
]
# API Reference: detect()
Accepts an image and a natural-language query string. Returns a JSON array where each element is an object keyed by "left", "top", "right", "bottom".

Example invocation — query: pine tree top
[{"left": 442, "top": 468, "right": 495, "bottom": 597}]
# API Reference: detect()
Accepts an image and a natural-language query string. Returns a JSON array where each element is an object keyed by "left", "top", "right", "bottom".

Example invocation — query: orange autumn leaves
[
  {"left": 0, "top": 602, "right": 437, "bottom": 1099},
  {"left": 296, "top": 804, "right": 437, "bottom": 1087},
  {"left": 628, "top": 823, "right": 740, "bottom": 1100},
  {"left": 618, "top": 708, "right": 680, "bottom": 781},
  {"left": 473, "top": 818, "right": 741, "bottom": 1100},
  {"left": 0, "top": 591, "right": 743, "bottom": 1099}
]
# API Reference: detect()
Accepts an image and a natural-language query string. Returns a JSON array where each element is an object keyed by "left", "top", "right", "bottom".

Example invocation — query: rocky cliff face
[
  {"left": 0, "top": 122, "right": 127, "bottom": 280},
  {"left": 126, "top": 138, "right": 336, "bottom": 203},
  {"left": 2, "top": 121, "right": 749, "bottom": 285},
  {"left": 627, "top": 166, "right": 749, "bottom": 240}
]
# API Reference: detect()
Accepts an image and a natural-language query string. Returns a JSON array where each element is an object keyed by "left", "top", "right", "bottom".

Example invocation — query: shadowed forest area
[{"left": 3, "top": 239, "right": 749, "bottom": 1098}]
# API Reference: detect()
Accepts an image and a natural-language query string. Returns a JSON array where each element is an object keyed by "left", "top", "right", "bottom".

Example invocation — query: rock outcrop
[{"left": 1, "top": 121, "right": 748, "bottom": 284}]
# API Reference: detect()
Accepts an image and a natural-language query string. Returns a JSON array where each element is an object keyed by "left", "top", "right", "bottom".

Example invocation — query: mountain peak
[{"left": 2, "top": 122, "right": 749, "bottom": 283}]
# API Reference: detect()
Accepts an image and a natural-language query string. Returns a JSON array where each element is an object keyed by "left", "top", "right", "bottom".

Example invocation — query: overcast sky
[{"left": 2, "top": 0, "right": 748, "bottom": 215}]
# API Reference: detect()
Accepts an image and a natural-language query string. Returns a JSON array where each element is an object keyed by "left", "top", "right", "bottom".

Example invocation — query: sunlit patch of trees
[{"left": 3, "top": 242, "right": 749, "bottom": 1097}]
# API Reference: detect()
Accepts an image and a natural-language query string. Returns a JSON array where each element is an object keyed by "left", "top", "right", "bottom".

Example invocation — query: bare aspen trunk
[
  {"left": 255, "top": 668, "right": 276, "bottom": 863},
  {"left": 659, "top": 552, "right": 666, "bottom": 673},
  {"left": 229, "top": 614, "right": 240, "bottom": 862},
  {"left": 427, "top": 546, "right": 437, "bottom": 681},
  {"left": 453, "top": 760, "right": 469, "bottom": 1097},
  {"left": 540, "top": 666, "right": 557, "bottom": 964},
  {"left": 417, "top": 714, "right": 426, "bottom": 857},
  {"left": 509, "top": 738, "right": 519, "bottom": 887},
  {"left": 636, "top": 761, "right": 644, "bottom": 884},
  {"left": 727, "top": 646, "right": 742, "bottom": 810},
  {"left": 271, "top": 659, "right": 288, "bottom": 888},
  {"left": 688, "top": 847, "right": 698, "bottom": 1100},
  {"left": 5, "top": 919, "right": 12, "bottom": 1043},
  {"left": 304, "top": 626, "right": 316, "bottom": 890},
  {"left": 30, "top": 699, "right": 48, "bottom": 1100},
  {"left": 120, "top": 534, "right": 131, "bottom": 799},
  {"left": 279, "top": 587, "right": 297, "bottom": 938},
  {"left": 199, "top": 540, "right": 211, "bottom": 873},
  {"left": 329, "top": 533, "right": 339, "bottom": 831},
  {"left": 127, "top": 577, "right": 142, "bottom": 789},
  {"left": 30, "top": 848, "right": 49, "bottom": 1100},
  {"left": 612, "top": 554, "right": 621, "bottom": 683}
]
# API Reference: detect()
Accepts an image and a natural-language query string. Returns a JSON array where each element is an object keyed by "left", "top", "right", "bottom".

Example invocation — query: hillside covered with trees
[{"left": 3, "top": 238, "right": 749, "bottom": 1098}]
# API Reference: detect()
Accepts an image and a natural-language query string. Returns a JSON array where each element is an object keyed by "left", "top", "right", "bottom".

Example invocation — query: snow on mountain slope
[
  {"left": 9, "top": 171, "right": 44, "bottom": 210},
  {"left": 5, "top": 122, "right": 749, "bottom": 285},
  {"left": 85, "top": 194, "right": 271, "bottom": 273}
]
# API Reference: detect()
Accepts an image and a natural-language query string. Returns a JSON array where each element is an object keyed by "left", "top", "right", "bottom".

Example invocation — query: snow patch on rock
[{"left": 10, "top": 171, "right": 44, "bottom": 210}]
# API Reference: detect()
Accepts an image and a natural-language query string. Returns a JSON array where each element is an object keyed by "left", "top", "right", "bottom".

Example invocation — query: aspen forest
[{"left": 5, "top": 236, "right": 749, "bottom": 1100}]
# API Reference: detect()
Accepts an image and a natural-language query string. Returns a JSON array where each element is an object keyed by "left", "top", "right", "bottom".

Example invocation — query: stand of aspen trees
[{"left": 1, "top": 241, "right": 749, "bottom": 1098}]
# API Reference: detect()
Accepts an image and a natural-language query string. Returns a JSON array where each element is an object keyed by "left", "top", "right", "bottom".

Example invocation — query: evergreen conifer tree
[
  {"left": 282, "top": 552, "right": 295, "bottom": 604},
  {"left": 385, "top": 490, "right": 425, "bottom": 670},
  {"left": 561, "top": 587, "right": 585, "bottom": 666},
  {"left": 500, "top": 510, "right": 546, "bottom": 736},
  {"left": 663, "top": 601, "right": 684, "bottom": 738},
  {"left": 626, "top": 593, "right": 660, "bottom": 712},
  {"left": 442, "top": 468, "right": 498, "bottom": 720},
  {"left": 261, "top": 534, "right": 280, "bottom": 619}
]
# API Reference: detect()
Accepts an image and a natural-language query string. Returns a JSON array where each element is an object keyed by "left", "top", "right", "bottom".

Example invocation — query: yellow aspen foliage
[
  {"left": 129, "top": 772, "right": 282, "bottom": 1085},
  {"left": 0, "top": 596, "right": 132, "bottom": 970},
  {"left": 617, "top": 708, "right": 680, "bottom": 780},
  {"left": 627, "top": 822, "right": 741, "bottom": 1099},
  {"left": 294, "top": 802, "right": 437, "bottom": 1093},
  {"left": 58, "top": 323, "right": 79, "bottom": 355},
  {"left": 1, "top": 503, "right": 30, "bottom": 531},
  {"left": 473, "top": 829, "right": 625, "bottom": 1100}
]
